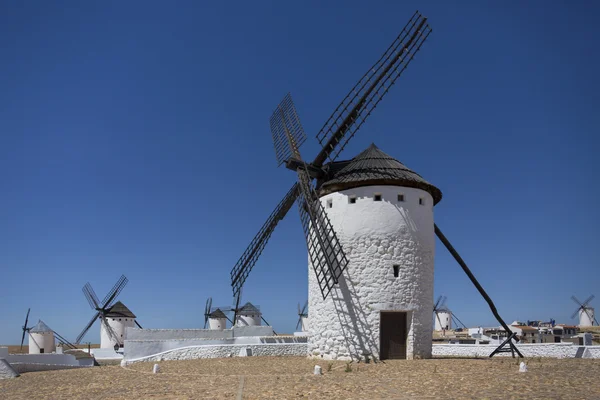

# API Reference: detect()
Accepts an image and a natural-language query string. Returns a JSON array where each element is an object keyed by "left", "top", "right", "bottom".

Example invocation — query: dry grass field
[{"left": 1, "top": 356, "right": 599, "bottom": 399}]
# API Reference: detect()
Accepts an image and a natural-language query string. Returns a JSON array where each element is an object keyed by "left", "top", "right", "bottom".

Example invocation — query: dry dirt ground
[{"left": 1, "top": 356, "right": 599, "bottom": 399}]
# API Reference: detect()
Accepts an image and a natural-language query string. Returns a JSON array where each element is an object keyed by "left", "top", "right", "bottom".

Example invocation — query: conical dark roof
[
  {"left": 105, "top": 301, "right": 136, "bottom": 318},
  {"left": 208, "top": 308, "right": 227, "bottom": 319},
  {"left": 29, "top": 320, "right": 53, "bottom": 333},
  {"left": 238, "top": 302, "right": 261, "bottom": 315},
  {"left": 318, "top": 143, "right": 442, "bottom": 204}
]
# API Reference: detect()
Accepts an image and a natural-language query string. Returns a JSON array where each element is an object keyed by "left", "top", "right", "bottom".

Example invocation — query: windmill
[
  {"left": 75, "top": 275, "right": 141, "bottom": 349},
  {"left": 229, "top": 10, "right": 522, "bottom": 359},
  {"left": 433, "top": 296, "right": 450, "bottom": 331},
  {"left": 571, "top": 295, "right": 597, "bottom": 327},
  {"left": 203, "top": 297, "right": 233, "bottom": 329},
  {"left": 296, "top": 301, "right": 308, "bottom": 332},
  {"left": 20, "top": 308, "right": 76, "bottom": 354}
]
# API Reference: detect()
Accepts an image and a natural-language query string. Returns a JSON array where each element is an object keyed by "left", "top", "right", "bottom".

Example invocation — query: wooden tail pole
[{"left": 434, "top": 223, "right": 523, "bottom": 358}]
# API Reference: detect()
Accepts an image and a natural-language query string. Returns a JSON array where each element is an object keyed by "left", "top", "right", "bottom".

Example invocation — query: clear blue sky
[{"left": 1, "top": 1, "right": 598, "bottom": 344}]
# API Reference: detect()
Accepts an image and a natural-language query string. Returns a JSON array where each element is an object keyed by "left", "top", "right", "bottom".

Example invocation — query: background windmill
[
  {"left": 571, "top": 295, "right": 597, "bottom": 327},
  {"left": 229, "top": 10, "right": 522, "bottom": 359},
  {"left": 296, "top": 301, "right": 308, "bottom": 332},
  {"left": 203, "top": 297, "right": 233, "bottom": 330},
  {"left": 19, "top": 308, "right": 76, "bottom": 354},
  {"left": 75, "top": 275, "right": 140, "bottom": 349},
  {"left": 433, "top": 296, "right": 450, "bottom": 331}
]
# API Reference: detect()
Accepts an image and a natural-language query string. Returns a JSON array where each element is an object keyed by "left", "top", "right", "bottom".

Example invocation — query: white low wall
[
  {"left": 5, "top": 354, "right": 80, "bottom": 366},
  {"left": 124, "top": 342, "right": 308, "bottom": 364},
  {"left": 124, "top": 336, "right": 307, "bottom": 361},
  {"left": 126, "top": 326, "right": 274, "bottom": 341},
  {"left": 433, "top": 343, "right": 600, "bottom": 358}
]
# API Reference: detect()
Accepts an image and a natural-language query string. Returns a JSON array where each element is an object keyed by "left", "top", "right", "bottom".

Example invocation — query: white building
[
  {"left": 28, "top": 320, "right": 56, "bottom": 354},
  {"left": 308, "top": 144, "right": 442, "bottom": 360},
  {"left": 208, "top": 308, "right": 228, "bottom": 330},
  {"left": 434, "top": 310, "right": 452, "bottom": 331},
  {"left": 100, "top": 301, "right": 136, "bottom": 349},
  {"left": 579, "top": 307, "right": 595, "bottom": 327},
  {"left": 235, "top": 302, "right": 261, "bottom": 327}
]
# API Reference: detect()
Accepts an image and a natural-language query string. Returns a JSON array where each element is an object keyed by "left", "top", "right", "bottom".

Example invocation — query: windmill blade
[
  {"left": 301, "top": 300, "right": 308, "bottom": 316},
  {"left": 135, "top": 320, "right": 143, "bottom": 329},
  {"left": 581, "top": 294, "right": 595, "bottom": 307},
  {"left": 440, "top": 296, "right": 448, "bottom": 309},
  {"left": 75, "top": 311, "right": 100, "bottom": 344},
  {"left": 312, "top": 11, "right": 432, "bottom": 166},
  {"left": 230, "top": 183, "right": 300, "bottom": 298},
  {"left": 101, "top": 275, "right": 129, "bottom": 309},
  {"left": 232, "top": 290, "right": 242, "bottom": 326},
  {"left": 571, "top": 308, "right": 581, "bottom": 320},
  {"left": 296, "top": 316, "right": 303, "bottom": 331},
  {"left": 83, "top": 283, "right": 101, "bottom": 310},
  {"left": 571, "top": 295, "right": 583, "bottom": 306},
  {"left": 433, "top": 296, "right": 442, "bottom": 311},
  {"left": 204, "top": 297, "right": 212, "bottom": 329},
  {"left": 297, "top": 176, "right": 349, "bottom": 300},
  {"left": 270, "top": 92, "right": 307, "bottom": 167},
  {"left": 52, "top": 330, "right": 77, "bottom": 350},
  {"left": 451, "top": 313, "right": 468, "bottom": 330},
  {"left": 20, "top": 308, "right": 31, "bottom": 350},
  {"left": 434, "top": 223, "right": 523, "bottom": 358}
]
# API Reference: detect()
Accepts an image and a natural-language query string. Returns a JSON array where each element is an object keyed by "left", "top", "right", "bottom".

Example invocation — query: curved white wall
[
  {"left": 29, "top": 332, "right": 55, "bottom": 354},
  {"left": 235, "top": 314, "right": 261, "bottom": 327},
  {"left": 101, "top": 317, "right": 136, "bottom": 349},
  {"left": 434, "top": 311, "right": 452, "bottom": 331},
  {"left": 209, "top": 318, "right": 227, "bottom": 330},
  {"left": 300, "top": 316, "right": 308, "bottom": 332},
  {"left": 308, "top": 185, "right": 435, "bottom": 360},
  {"left": 579, "top": 308, "right": 595, "bottom": 327}
]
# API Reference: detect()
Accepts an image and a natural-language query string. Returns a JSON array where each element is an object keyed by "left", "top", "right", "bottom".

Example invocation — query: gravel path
[{"left": 1, "top": 356, "right": 599, "bottom": 399}]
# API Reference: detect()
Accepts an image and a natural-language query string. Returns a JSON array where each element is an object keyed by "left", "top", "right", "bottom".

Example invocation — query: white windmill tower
[
  {"left": 75, "top": 275, "right": 142, "bottom": 349},
  {"left": 27, "top": 320, "right": 56, "bottom": 354},
  {"left": 229, "top": 10, "right": 524, "bottom": 360},
  {"left": 235, "top": 302, "right": 262, "bottom": 327},
  {"left": 571, "top": 295, "right": 598, "bottom": 327},
  {"left": 433, "top": 296, "right": 452, "bottom": 332}
]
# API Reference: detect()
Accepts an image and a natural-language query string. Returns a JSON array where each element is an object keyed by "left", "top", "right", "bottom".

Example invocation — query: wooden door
[{"left": 380, "top": 312, "right": 407, "bottom": 360}]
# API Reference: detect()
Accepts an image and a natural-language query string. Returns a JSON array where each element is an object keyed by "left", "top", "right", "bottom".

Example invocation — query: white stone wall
[
  {"left": 432, "top": 343, "right": 600, "bottom": 358},
  {"left": 308, "top": 185, "right": 435, "bottom": 360},
  {"left": 101, "top": 317, "right": 136, "bottom": 349},
  {"left": 28, "top": 332, "right": 56, "bottom": 354},
  {"left": 125, "top": 343, "right": 308, "bottom": 364},
  {"left": 434, "top": 312, "right": 452, "bottom": 331}
]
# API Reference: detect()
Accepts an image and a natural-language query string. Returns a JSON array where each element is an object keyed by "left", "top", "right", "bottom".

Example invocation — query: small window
[
  {"left": 419, "top": 197, "right": 425, "bottom": 205},
  {"left": 349, "top": 196, "right": 356, "bottom": 204},
  {"left": 327, "top": 199, "right": 333, "bottom": 209},
  {"left": 393, "top": 265, "right": 399, "bottom": 277},
  {"left": 119, "top": 318, "right": 122, "bottom": 321},
  {"left": 397, "top": 194, "right": 405, "bottom": 202},
  {"left": 374, "top": 193, "right": 382, "bottom": 201}
]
